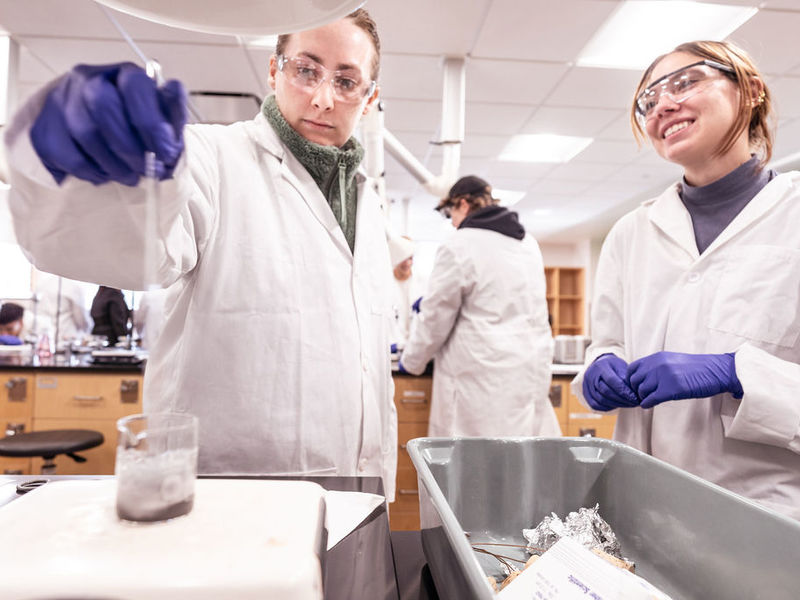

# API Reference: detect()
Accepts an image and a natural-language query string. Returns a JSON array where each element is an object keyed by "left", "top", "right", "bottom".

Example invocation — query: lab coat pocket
[{"left": 709, "top": 245, "right": 800, "bottom": 348}]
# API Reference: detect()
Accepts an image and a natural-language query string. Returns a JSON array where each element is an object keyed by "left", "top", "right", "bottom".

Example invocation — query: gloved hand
[
  {"left": 582, "top": 354, "right": 640, "bottom": 412},
  {"left": 30, "top": 62, "right": 187, "bottom": 187},
  {"left": 411, "top": 297, "right": 423, "bottom": 314},
  {"left": 628, "top": 351, "right": 743, "bottom": 409},
  {"left": 390, "top": 343, "right": 398, "bottom": 353},
  {"left": 396, "top": 359, "right": 409, "bottom": 375}
]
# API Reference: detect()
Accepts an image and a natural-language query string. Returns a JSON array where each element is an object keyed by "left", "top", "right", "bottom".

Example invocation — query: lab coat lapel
[
  {"left": 278, "top": 150, "right": 353, "bottom": 259},
  {"left": 248, "top": 113, "right": 352, "bottom": 260},
  {"left": 353, "top": 173, "right": 382, "bottom": 263},
  {"left": 648, "top": 184, "right": 700, "bottom": 260},
  {"left": 701, "top": 174, "right": 793, "bottom": 255}
]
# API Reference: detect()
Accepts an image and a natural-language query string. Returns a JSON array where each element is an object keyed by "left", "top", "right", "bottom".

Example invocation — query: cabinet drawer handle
[
  {"left": 72, "top": 395, "right": 104, "bottom": 403},
  {"left": 400, "top": 397, "right": 428, "bottom": 405},
  {"left": 398, "top": 489, "right": 419, "bottom": 496}
]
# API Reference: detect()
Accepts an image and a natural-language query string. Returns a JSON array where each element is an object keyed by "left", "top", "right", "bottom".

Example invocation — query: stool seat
[{"left": 0, "top": 430, "right": 104, "bottom": 459}]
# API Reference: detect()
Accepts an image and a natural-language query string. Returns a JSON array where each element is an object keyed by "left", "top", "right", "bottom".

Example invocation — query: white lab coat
[
  {"left": 402, "top": 227, "right": 560, "bottom": 437},
  {"left": 33, "top": 271, "right": 90, "bottom": 342},
  {"left": 5, "top": 90, "right": 398, "bottom": 499},
  {"left": 572, "top": 174, "right": 800, "bottom": 520},
  {"left": 134, "top": 288, "right": 168, "bottom": 351}
]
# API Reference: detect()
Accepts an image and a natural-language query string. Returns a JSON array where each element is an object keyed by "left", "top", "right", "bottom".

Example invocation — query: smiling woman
[
  {"left": 572, "top": 39, "right": 800, "bottom": 522},
  {"left": 631, "top": 40, "right": 772, "bottom": 187}
]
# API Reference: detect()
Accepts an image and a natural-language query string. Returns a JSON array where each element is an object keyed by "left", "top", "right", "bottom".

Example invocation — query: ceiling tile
[
  {"left": 547, "top": 162, "right": 621, "bottom": 182},
  {"left": 546, "top": 66, "right": 643, "bottom": 109},
  {"left": 16, "top": 36, "right": 142, "bottom": 76},
  {"left": 379, "top": 54, "right": 443, "bottom": 100},
  {"left": 472, "top": 0, "right": 619, "bottom": 62},
  {"left": 572, "top": 139, "right": 644, "bottom": 164},
  {"left": 381, "top": 99, "right": 441, "bottom": 133},
  {"left": 466, "top": 102, "right": 534, "bottom": 135},
  {"left": 767, "top": 76, "right": 800, "bottom": 120},
  {"left": 465, "top": 58, "right": 567, "bottom": 104},
  {"left": 485, "top": 160, "right": 556, "bottom": 180},
  {"left": 366, "top": 0, "right": 492, "bottom": 56},
  {"left": 136, "top": 41, "right": 264, "bottom": 93},
  {"left": 0, "top": 0, "right": 117, "bottom": 38},
  {"left": 17, "top": 44, "right": 57, "bottom": 84},
  {"left": 595, "top": 112, "right": 639, "bottom": 142},
  {"left": 522, "top": 105, "right": 622, "bottom": 137},
  {"left": 771, "top": 117, "right": 800, "bottom": 162},
  {"left": 461, "top": 133, "right": 510, "bottom": 157},
  {"left": 727, "top": 8, "right": 800, "bottom": 75},
  {"left": 530, "top": 178, "right": 592, "bottom": 195}
]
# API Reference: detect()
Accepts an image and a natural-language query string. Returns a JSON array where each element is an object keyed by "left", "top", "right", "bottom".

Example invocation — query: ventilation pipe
[{"left": 380, "top": 56, "right": 465, "bottom": 198}]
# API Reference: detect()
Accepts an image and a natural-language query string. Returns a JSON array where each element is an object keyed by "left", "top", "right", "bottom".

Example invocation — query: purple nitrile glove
[
  {"left": 411, "top": 297, "right": 422, "bottom": 314},
  {"left": 627, "top": 351, "right": 743, "bottom": 409},
  {"left": 582, "top": 353, "right": 640, "bottom": 412},
  {"left": 396, "top": 359, "right": 409, "bottom": 375},
  {"left": 30, "top": 62, "right": 187, "bottom": 187}
]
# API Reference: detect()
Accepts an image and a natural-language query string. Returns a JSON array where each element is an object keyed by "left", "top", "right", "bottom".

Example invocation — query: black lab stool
[{"left": 0, "top": 430, "right": 104, "bottom": 474}]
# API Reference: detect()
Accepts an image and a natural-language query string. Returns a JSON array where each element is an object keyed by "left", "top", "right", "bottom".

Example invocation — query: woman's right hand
[{"left": 30, "top": 62, "right": 187, "bottom": 187}]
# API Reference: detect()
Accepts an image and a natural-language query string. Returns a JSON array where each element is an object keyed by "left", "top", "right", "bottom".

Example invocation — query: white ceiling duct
[{"left": 93, "top": 0, "right": 366, "bottom": 36}]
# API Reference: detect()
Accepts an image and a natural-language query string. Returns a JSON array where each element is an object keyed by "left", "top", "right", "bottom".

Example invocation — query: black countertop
[{"left": 0, "top": 353, "right": 145, "bottom": 373}]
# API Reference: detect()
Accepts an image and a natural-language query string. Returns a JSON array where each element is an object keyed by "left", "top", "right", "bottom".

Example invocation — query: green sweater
[{"left": 262, "top": 95, "right": 363, "bottom": 252}]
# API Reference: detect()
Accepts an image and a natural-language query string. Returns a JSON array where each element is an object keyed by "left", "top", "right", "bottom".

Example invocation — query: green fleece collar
[{"left": 262, "top": 95, "right": 363, "bottom": 251}]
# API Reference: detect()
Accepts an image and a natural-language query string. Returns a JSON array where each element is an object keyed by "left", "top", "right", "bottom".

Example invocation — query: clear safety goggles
[
  {"left": 635, "top": 59, "right": 735, "bottom": 123},
  {"left": 277, "top": 54, "right": 376, "bottom": 104}
]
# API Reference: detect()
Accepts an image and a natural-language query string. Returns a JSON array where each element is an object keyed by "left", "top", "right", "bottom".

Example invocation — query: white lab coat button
[
  {"left": 687, "top": 272, "right": 701, "bottom": 283},
  {"left": 362, "top": 360, "right": 368, "bottom": 372},
  {"left": 358, "top": 458, "right": 367, "bottom": 472}
]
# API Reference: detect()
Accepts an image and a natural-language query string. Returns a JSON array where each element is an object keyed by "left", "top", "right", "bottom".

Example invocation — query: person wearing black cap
[
  {"left": 0, "top": 303, "right": 25, "bottom": 346},
  {"left": 399, "top": 176, "right": 560, "bottom": 437}
]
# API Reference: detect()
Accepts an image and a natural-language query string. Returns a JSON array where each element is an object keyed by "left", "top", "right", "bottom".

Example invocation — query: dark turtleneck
[{"left": 680, "top": 156, "right": 776, "bottom": 254}]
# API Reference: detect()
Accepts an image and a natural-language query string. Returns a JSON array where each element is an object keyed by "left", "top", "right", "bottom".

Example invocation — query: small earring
[{"left": 752, "top": 90, "right": 766, "bottom": 106}]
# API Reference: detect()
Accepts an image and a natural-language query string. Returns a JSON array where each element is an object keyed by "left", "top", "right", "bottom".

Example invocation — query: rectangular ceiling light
[
  {"left": 577, "top": 1, "right": 758, "bottom": 70},
  {"left": 498, "top": 134, "right": 593, "bottom": 163},
  {"left": 243, "top": 35, "right": 278, "bottom": 48}
]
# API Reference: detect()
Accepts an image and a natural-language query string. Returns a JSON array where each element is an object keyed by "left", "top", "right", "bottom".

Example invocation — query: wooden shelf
[{"left": 545, "top": 267, "right": 585, "bottom": 335}]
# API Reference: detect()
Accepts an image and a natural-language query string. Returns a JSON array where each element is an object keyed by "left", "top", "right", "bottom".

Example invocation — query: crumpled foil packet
[{"left": 522, "top": 504, "right": 622, "bottom": 559}]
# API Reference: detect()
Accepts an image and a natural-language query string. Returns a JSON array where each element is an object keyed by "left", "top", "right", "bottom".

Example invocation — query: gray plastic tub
[{"left": 407, "top": 437, "right": 800, "bottom": 600}]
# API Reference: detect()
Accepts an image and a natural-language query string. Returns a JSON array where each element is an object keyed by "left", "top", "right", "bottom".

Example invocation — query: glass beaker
[{"left": 115, "top": 412, "right": 199, "bottom": 522}]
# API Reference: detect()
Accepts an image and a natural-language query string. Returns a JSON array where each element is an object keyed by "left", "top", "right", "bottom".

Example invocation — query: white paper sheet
[
  {"left": 497, "top": 537, "right": 673, "bottom": 600},
  {"left": 324, "top": 490, "right": 385, "bottom": 550}
]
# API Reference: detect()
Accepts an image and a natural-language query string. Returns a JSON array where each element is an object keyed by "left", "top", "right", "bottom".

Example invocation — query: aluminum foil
[{"left": 522, "top": 504, "right": 622, "bottom": 559}]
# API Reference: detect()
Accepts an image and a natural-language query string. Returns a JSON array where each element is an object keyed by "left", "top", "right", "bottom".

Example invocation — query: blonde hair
[{"left": 630, "top": 40, "right": 774, "bottom": 165}]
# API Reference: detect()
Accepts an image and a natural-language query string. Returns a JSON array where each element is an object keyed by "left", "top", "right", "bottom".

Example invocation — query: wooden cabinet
[
  {"left": 32, "top": 372, "right": 143, "bottom": 475},
  {"left": 545, "top": 267, "right": 585, "bottom": 335},
  {"left": 0, "top": 372, "right": 34, "bottom": 474},
  {"left": 389, "top": 374, "right": 432, "bottom": 531},
  {"left": 551, "top": 375, "right": 616, "bottom": 440},
  {"left": 0, "top": 369, "right": 143, "bottom": 476}
]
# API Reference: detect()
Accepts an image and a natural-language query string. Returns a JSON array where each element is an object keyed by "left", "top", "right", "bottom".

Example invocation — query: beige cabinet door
[
  {"left": 32, "top": 372, "right": 143, "bottom": 475},
  {"left": 0, "top": 372, "right": 34, "bottom": 474}
]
